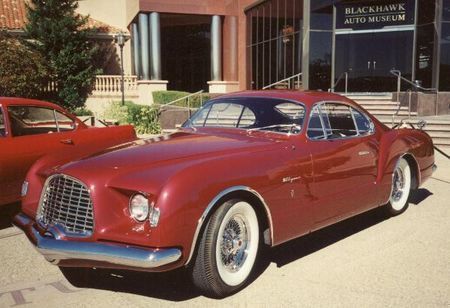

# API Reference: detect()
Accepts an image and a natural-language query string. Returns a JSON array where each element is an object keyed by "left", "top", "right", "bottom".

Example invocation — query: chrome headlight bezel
[{"left": 129, "top": 193, "right": 150, "bottom": 222}]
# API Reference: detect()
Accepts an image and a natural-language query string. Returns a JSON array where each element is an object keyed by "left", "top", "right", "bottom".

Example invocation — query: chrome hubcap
[
  {"left": 392, "top": 167, "right": 405, "bottom": 202},
  {"left": 220, "top": 215, "right": 249, "bottom": 272}
]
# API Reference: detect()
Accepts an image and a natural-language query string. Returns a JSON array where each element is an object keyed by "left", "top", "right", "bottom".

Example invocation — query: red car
[
  {"left": 0, "top": 97, "right": 137, "bottom": 206},
  {"left": 15, "top": 91, "right": 435, "bottom": 298}
]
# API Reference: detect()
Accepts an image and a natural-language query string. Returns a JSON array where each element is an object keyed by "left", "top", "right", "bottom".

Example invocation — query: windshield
[{"left": 183, "top": 97, "right": 305, "bottom": 134}]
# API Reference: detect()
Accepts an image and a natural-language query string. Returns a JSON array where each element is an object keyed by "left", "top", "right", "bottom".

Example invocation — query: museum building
[{"left": 119, "top": 0, "right": 450, "bottom": 95}]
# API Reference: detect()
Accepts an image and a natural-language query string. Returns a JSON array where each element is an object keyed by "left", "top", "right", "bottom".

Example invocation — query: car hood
[{"left": 59, "top": 130, "right": 286, "bottom": 176}]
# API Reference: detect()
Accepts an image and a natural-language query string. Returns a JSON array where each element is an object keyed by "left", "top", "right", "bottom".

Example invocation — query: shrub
[
  {"left": 73, "top": 107, "right": 94, "bottom": 116},
  {"left": 104, "top": 101, "right": 161, "bottom": 135},
  {"left": 0, "top": 32, "right": 46, "bottom": 98},
  {"left": 152, "top": 90, "right": 211, "bottom": 109}
]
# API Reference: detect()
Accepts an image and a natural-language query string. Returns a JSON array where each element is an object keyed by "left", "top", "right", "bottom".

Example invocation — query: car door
[
  {"left": 0, "top": 105, "right": 77, "bottom": 205},
  {"left": 306, "top": 102, "right": 379, "bottom": 229}
]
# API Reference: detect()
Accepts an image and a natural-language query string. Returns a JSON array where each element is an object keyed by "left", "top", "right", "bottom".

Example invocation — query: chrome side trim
[
  {"left": 14, "top": 213, "right": 181, "bottom": 269},
  {"left": 185, "top": 185, "right": 274, "bottom": 266}
]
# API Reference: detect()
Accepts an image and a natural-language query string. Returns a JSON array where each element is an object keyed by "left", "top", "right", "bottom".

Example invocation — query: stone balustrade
[{"left": 92, "top": 75, "right": 138, "bottom": 96}]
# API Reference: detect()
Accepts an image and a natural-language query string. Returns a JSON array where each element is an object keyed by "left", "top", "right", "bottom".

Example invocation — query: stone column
[
  {"left": 137, "top": 12, "right": 167, "bottom": 105},
  {"left": 209, "top": 15, "right": 239, "bottom": 93},
  {"left": 138, "top": 13, "right": 150, "bottom": 80},
  {"left": 211, "top": 15, "right": 222, "bottom": 81},
  {"left": 149, "top": 12, "right": 162, "bottom": 80},
  {"left": 131, "top": 22, "right": 140, "bottom": 77}
]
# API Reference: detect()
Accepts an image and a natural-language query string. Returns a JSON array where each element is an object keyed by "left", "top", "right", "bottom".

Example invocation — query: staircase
[{"left": 351, "top": 94, "right": 450, "bottom": 151}]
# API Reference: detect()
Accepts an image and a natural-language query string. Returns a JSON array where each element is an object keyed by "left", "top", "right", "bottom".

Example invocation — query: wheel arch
[{"left": 185, "top": 186, "right": 273, "bottom": 266}]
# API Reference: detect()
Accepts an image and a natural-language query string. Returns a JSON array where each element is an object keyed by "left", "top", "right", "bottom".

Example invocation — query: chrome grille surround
[{"left": 36, "top": 174, "right": 94, "bottom": 237}]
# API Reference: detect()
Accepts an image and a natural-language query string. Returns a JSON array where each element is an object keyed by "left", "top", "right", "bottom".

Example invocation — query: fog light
[
  {"left": 149, "top": 207, "right": 160, "bottom": 227},
  {"left": 21, "top": 181, "right": 29, "bottom": 197},
  {"left": 129, "top": 193, "right": 149, "bottom": 222}
]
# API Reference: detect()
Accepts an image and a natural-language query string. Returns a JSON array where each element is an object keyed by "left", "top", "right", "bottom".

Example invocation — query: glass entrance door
[{"left": 335, "top": 31, "right": 414, "bottom": 92}]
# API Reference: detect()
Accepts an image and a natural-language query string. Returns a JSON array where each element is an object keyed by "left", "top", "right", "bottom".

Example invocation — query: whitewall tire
[
  {"left": 192, "top": 199, "right": 260, "bottom": 298},
  {"left": 387, "top": 157, "right": 411, "bottom": 215}
]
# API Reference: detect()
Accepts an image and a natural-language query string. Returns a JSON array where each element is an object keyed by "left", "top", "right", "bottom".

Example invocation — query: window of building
[
  {"left": 309, "top": 31, "right": 332, "bottom": 91},
  {"left": 310, "top": 0, "right": 333, "bottom": 30},
  {"left": 247, "top": 0, "right": 303, "bottom": 90},
  {"left": 439, "top": 22, "right": 450, "bottom": 90},
  {"left": 416, "top": 24, "right": 436, "bottom": 88}
]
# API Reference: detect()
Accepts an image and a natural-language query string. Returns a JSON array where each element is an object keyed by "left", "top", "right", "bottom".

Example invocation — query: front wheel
[
  {"left": 192, "top": 199, "right": 259, "bottom": 298},
  {"left": 386, "top": 157, "right": 411, "bottom": 215}
]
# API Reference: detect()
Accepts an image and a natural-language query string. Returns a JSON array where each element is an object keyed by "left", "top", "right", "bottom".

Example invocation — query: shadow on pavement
[
  {"left": 61, "top": 188, "right": 431, "bottom": 301},
  {"left": 61, "top": 266, "right": 200, "bottom": 301},
  {"left": 409, "top": 188, "right": 433, "bottom": 205},
  {"left": 0, "top": 202, "right": 20, "bottom": 230}
]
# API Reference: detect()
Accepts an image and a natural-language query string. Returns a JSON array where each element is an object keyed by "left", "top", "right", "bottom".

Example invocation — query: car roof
[
  {"left": 215, "top": 90, "right": 357, "bottom": 108},
  {"left": 0, "top": 97, "right": 62, "bottom": 109}
]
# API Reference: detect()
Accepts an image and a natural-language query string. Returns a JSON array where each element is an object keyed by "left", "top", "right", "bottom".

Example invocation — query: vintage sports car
[
  {"left": 15, "top": 91, "right": 435, "bottom": 298},
  {"left": 0, "top": 97, "right": 137, "bottom": 206}
]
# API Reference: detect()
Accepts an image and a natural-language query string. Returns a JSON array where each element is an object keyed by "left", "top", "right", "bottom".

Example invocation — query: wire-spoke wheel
[
  {"left": 386, "top": 157, "right": 411, "bottom": 215},
  {"left": 192, "top": 199, "right": 259, "bottom": 298}
]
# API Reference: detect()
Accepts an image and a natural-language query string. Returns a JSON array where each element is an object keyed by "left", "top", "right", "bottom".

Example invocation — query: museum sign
[{"left": 336, "top": 0, "right": 415, "bottom": 30}]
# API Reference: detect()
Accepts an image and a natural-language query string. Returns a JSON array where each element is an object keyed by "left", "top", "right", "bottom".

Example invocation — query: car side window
[
  {"left": 321, "top": 103, "right": 357, "bottom": 139},
  {"left": 0, "top": 107, "right": 5, "bottom": 137},
  {"left": 351, "top": 108, "right": 373, "bottom": 135},
  {"left": 307, "top": 106, "right": 326, "bottom": 139},
  {"left": 8, "top": 106, "right": 58, "bottom": 137},
  {"left": 55, "top": 110, "right": 76, "bottom": 131}
]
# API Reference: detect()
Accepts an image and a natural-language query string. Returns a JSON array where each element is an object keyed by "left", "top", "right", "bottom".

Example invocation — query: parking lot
[{"left": 1, "top": 151, "right": 449, "bottom": 307}]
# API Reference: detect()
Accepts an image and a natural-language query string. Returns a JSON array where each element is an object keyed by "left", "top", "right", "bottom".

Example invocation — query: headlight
[
  {"left": 129, "top": 193, "right": 149, "bottom": 222},
  {"left": 21, "top": 181, "right": 29, "bottom": 197}
]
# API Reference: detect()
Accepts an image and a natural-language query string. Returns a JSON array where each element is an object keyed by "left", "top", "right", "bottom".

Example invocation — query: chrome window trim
[
  {"left": 306, "top": 100, "right": 376, "bottom": 141},
  {"left": 0, "top": 104, "right": 8, "bottom": 137},
  {"left": 185, "top": 185, "right": 274, "bottom": 266}
]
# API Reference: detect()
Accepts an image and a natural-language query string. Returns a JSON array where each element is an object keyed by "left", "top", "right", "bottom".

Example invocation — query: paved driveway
[{"left": 1, "top": 152, "right": 449, "bottom": 307}]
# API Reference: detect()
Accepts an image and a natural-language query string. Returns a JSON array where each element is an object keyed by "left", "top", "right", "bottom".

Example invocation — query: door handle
[
  {"left": 368, "top": 61, "right": 370, "bottom": 69},
  {"left": 373, "top": 61, "right": 376, "bottom": 69},
  {"left": 60, "top": 139, "right": 74, "bottom": 145}
]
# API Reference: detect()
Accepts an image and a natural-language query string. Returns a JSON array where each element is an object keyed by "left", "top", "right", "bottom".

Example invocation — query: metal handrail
[
  {"left": 390, "top": 69, "right": 439, "bottom": 122},
  {"left": 159, "top": 90, "right": 204, "bottom": 108},
  {"left": 158, "top": 90, "right": 204, "bottom": 119},
  {"left": 262, "top": 73, "right": 302, "bottom": 90},
  {"left": 329, "top": 71, "right": 348, "bottom": 93}
]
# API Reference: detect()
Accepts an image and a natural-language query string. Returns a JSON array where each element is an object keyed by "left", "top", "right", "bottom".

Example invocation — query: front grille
[{"left": 37, "top": 174, "right": 94, "bottom": 236}]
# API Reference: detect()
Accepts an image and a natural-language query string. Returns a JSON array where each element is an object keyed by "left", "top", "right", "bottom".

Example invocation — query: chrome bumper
[{"left": 13, "top": 213, "right": 182, "bottom": 269}]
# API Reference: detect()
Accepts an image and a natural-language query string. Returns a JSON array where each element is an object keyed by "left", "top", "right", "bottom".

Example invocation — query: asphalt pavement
[{"left": 0, "top": 151, "right": 449, "bottom": 307}]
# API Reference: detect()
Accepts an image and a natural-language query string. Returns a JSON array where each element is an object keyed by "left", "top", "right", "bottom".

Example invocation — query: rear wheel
[
  {"left": 386, "top": 157, "right": 411, "bottom": 215},
  {"left": 192, "top": 199, "right": 259, "bottom": 298}
]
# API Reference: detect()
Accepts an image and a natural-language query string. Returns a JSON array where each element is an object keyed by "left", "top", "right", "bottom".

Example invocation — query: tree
[
  {"left": 25, "top": 0, "right": 98, "bottom": 111},
  {"left": 0, "top": 32, "right": 47, "bottom": 98}
]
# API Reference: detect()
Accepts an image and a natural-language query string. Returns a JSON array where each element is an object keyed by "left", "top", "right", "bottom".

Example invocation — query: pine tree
[{"left": 25, "top": 0, "right": 98, "bottom": 111}]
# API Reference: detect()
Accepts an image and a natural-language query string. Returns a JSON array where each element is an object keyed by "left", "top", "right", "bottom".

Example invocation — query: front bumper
[{"left": 13, "top": 213, "right": 182, "bottom": 269}]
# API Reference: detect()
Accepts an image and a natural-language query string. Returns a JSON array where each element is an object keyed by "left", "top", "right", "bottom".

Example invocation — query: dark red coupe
[{"left": 15, "top": 91, "right": 435, "bottom": 298}]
